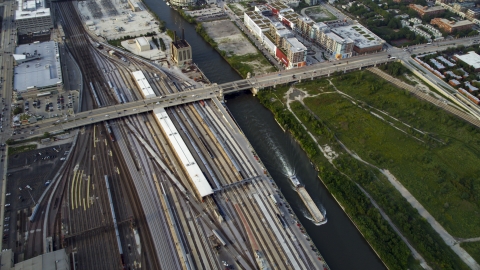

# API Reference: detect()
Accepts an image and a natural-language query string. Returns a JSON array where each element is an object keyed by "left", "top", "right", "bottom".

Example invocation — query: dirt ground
[{"left": 203, "top": 20, "right": 257, "bottom": 56}]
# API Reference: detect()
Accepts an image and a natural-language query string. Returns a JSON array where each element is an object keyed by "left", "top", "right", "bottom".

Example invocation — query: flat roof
[
  {"left": 172, "top": 39, "right": 190, "bottom": 49},
  {"left": 13, "top": 41, "right": 61, "bottom": 92},
  {"left": 15, "top": 0, "right": 50, "bottom": 20},
  {"left": 135, "top": 36, "right": 149, "bottom": 47},
  {"left": 332, "top": 24, "right": 384, "bottom": 49},
  {"left": 286, "top": 37, "right": 306, "bottom": 52},
  {"left": 433, "top": 18, "right": 474, "bottom": 27},
  {"left": 455, "top": 51, "right": 480, "bottom": 70},
  {"left": 153, "top": 108, "right": 213, "bottom": 197},
  {"left": 132, "top": 70, "right": 156, "bottom": 98}
]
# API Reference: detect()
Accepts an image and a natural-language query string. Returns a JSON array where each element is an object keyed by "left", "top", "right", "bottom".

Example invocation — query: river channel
[{"left": 143, "top": 0, "right": 385, "bottom": 268}]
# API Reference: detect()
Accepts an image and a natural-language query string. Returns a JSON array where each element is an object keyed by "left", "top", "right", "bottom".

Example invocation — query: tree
[
  {"left": 43, "top": 132, "right": 50, "bottom": 138},
  {"left": 13, "top": 107, "right": 22, "bottom": 115}
]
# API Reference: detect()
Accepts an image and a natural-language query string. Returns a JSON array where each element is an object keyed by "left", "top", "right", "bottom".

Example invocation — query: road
[{"left": 0, "top": 0, "right": 18, "bottom": 250}]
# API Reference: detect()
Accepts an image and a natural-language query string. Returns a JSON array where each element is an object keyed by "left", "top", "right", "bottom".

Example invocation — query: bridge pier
[
  {"left": 218, "top": 89, "right": 224, "bottom": 102},
  {"left": 252, "top": 87, "right": 259, "bottom": 96}
]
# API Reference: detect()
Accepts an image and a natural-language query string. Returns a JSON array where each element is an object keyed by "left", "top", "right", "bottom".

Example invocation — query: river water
[{"left": 143, "top": 0, "right": 385, "bottom": 269}]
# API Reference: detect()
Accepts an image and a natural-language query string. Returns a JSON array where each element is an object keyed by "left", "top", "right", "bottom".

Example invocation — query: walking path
[
  {"left": 283, "top": 86, "right": 431, "bottom": 269},
  {"left": 329, "top": 73, "right": 480, "bottom": 270}
]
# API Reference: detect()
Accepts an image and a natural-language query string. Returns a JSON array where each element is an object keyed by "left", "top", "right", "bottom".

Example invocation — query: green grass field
[
  {"left": 8, "top": 144, "right": 37, "bottom": 156},
  {"left": 302, "top": 71, "right": 480, "bottom": 238},
  {"left": 257, "top": 78, "right": 472, "bottom": 268},
  {"left": 461, "top": 242, "right": 480, "bottom": 264}
]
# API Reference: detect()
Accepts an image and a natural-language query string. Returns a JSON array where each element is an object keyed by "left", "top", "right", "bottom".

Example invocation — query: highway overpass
[{"left": 11, "top": 35, "right": 480, "bottom": 141}]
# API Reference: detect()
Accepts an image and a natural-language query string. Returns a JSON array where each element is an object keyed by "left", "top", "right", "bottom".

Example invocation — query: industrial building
[
  {"left": 2, "top": 249, "right": 70, "bottom": 270},
  {"left": 430, "top": 18, "right": 475, "bottom": 33},
  {"left": 408, "top": 4, "right": 446, "bottom": 17},
  {"left": 135, "top": 36, "right": 150, "bottom": 52},
  {"left": 331, "top": 24, "right": 384, "bottom": 54},
  {"left": 13, "top": 41, "right": 63, "bottom": 96},
  {"left": 171, "top": 30, "right": 192, "bottom": 67},
  {"left": 153, "top": 107, "right": 214, "bottom": 199},
  {"left": 132, "top": 70, "right": 156, "bottom": 98},
  {"left": 453, "top": 51, "right": 480, "bottom": 71},
  {"left": 14, "top": 0, "right": 53, "bottom": 36}
]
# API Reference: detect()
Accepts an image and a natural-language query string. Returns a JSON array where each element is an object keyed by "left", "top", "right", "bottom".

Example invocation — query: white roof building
[
  {"left": 13, "top": 41, "right": 62, "bottom": 93},
  {"left": 153, "top": 108, "right": 214, "bottom": 198},
  {"left": 454, "top": 51, "right": 480, "bottom": 71}
]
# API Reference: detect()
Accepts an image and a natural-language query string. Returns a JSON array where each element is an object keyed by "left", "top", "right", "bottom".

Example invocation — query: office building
[{"left": 15, "top": 0, "right": 53, "bottom": 36}]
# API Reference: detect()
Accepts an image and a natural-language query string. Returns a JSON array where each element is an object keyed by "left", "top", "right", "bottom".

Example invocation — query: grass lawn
[
  {"left": 461, "top": 242, "right": 480, "bottom": 264},
  {"left": 8, "top": 144, "right": 37, "bottom": 156},
  {"left": 302, "top": 71, "right": 480, "bottom": 238}
]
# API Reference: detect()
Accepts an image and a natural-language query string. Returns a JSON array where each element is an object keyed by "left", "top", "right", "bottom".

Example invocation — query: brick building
[
  {"left": 430, "top": 18, "right": 475, "bottom": 33},
  {"left": 408, "top": 4, "right": 445, "bottom": 17}
]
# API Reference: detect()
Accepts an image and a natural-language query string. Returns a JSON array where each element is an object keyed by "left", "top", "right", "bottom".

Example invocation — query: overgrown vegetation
[
  {"left": 8, "top": 144, "right": 37, "bottom": 156},
  {"left": 107, "top": 32, "right": 156, "bottom": 47},
  {"left": 256, "top": 70, "right": 477, "bottom": 269},
  {"left": 257, "top": 88, "right": 412, "bottom": 269},
  {"left": 461, "top": 242, "right": 480, "bottom": 264},
  {"left": 159, "top": 37, "right": 166, "bottom": 51}
]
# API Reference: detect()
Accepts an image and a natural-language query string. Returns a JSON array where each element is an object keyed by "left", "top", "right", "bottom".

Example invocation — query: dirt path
[
  {"left": 284, "top": 86, "right": 432, "bottom": 269},
  {"left": 317, "top": 79, "right": 479, "bottom": 269}
]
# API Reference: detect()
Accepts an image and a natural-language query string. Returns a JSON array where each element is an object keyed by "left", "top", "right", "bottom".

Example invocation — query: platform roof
[
  {"left": 13, "top": 41, "right": 62, "bottom": 92},
  {"left": 132, "top": 70, "right": 156, "bottom": 98},
  {"left": 153, "top": 108, "right": 213, "bottom": 197}
]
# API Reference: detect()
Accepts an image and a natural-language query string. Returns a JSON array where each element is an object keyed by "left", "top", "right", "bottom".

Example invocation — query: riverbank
[{"left": 256, "top": 72, "right": 474, "bottom": 269}]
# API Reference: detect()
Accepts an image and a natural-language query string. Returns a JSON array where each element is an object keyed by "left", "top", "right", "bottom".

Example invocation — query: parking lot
[{"left": 2, "top": 143, "right": 71, "bottom": 249}]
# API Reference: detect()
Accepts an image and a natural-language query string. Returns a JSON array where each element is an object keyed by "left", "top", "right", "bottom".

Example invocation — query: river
[{"left": 142, "top": 0, "right": 385, "bottom": 268}]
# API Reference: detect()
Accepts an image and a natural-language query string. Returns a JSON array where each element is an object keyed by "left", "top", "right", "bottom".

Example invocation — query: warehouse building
[
  {"left": 15, "top": 0, "right": 53, "bottom": 36},
  {"left": 13, "top": 41, "right": 63, "bottom": 96},
  {"left": 430, "top": 18, "right": 475, "bottom": 33},
  {"left": 135, "top": 36, "right": 150, "bottom": 52}
]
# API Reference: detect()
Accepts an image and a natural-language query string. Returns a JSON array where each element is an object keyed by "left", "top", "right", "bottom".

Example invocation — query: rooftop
[
  {"left": 432, "top": 18, "right": 475, "bottom": 27},
  {"left": 13, "top": 41, "right": 62, "bottom": 92},
  {"left": 332, "top": 24, "right": 384, "bottom": 48},
  {"left": 154, "top": 108, "right": 213, "bottom": 197},
  {"left": 286, "top": 37, "right": 306, "bottom": 53},
  {"left": 132, "top": 70, "right": 156, "bottom": 98},
  {"left": 410, "top": 4, "right": 445, "bottom": 12},
  {"left": 135, "top": 36, "right": 149, "bottom": 47},
  {"left": 172, "top": 39, "right": 190, "bottom": 49},
  {"left": 454, "top": 51, "right": 480, "bottom": 70},
  {"left": 14, "top": 249, "right": 69, "bottom": 270},
  {"left": 267, "top": 2, "right": 291, "bottom": 12},
  {"left": 15, "top": 0, "right": 50, "bottom": 20}
]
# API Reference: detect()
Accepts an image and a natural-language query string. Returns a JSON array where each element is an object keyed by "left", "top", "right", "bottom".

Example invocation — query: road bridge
[
  {"left": 11, "top": 52, "right": 395, "bottom": 141},
  {"left": 11, "top": 35, "right": 480, "bottom": 141}
]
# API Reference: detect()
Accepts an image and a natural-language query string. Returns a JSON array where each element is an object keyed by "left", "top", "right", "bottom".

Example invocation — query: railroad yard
[{"left": 1, "top": 1, "right": 328, "bottom": 269}]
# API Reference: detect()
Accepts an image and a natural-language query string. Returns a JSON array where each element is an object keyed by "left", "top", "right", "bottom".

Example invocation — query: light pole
[{"left": 26, "top": 188, "right": 36, "bottom": 205}]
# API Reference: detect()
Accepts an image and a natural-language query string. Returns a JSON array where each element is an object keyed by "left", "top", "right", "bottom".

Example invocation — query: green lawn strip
[
  {"left": 8, "top": 144, "right": 37, "bottom": 156},
  {"left": 319, "top": 72, "right": 480, "bottom": 238},
  {"left": 298, "top": 93, "right": 469, "bottom": 269},
  {"left": 257, "top": 89, "right": 412, "bottom": 270},
  {"left": 461, "top": 242, "right": 480, "bottom": 264}
]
